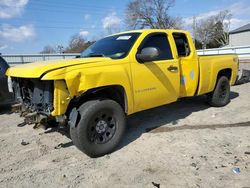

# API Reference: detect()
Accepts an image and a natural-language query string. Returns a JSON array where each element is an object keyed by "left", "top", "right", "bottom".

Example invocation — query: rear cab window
[{"left": 173, "top": 33, "right": 191, "bottom": 57}]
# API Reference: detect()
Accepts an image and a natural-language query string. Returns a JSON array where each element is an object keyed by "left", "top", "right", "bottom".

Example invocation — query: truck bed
[{"left": 197, "top": 54, "right": 238, "bottom": 95}]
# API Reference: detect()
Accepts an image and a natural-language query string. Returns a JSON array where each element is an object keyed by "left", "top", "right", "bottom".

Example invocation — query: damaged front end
[{"left": 11, "top": 78, "right": 55, "bottom": 127}]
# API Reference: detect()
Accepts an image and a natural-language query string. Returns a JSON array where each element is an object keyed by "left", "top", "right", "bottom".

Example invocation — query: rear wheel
[
  {"left": 207, "top": 76, "right": 230, "bottom": 107},
  {"left": 70, "top": 99, "right": 126, "bottom": 158}
]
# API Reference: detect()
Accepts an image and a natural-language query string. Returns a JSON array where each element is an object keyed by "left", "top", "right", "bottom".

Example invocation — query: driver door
[{"left": 131, "top": 32, "right": 180, "bottom": 112}]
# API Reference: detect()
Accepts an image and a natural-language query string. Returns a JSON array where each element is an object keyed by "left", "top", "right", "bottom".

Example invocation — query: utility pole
[
  {"left": 192, "top": 16, "right": 197, "bottom": 47},
  {"left": 57, "top": 45, "right": 64, "bottom": 54}
]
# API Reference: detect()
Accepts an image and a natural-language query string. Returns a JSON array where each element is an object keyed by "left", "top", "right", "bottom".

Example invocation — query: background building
[{"left": 229, "top": 23, "right": 250, "bottom": 46}]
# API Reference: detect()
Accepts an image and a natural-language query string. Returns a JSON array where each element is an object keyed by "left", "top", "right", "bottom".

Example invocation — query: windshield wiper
[{"left": 86, "top": 53, "right": 106, "bottom": 57}]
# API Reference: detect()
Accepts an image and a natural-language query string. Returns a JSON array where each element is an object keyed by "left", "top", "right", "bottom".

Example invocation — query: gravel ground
[{"left": 0, "top": 64, "right": 250, "bottom": 188}]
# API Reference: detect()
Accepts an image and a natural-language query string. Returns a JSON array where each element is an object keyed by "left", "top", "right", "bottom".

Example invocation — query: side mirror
[{"left": 136, "top": 47, "right": 160, "bottom": 63}]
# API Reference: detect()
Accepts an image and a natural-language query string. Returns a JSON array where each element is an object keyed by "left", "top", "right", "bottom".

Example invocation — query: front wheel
[
  {"left": 70, "top": 99, "right": 126, "bottom": 158},
  {"left": 207, "top": 76, "right": 230, "bottom": 107}
]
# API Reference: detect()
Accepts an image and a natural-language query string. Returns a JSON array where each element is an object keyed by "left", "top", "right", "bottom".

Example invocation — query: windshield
[{"left": 81, "top": 32, "right": 141, "bottom": 59}]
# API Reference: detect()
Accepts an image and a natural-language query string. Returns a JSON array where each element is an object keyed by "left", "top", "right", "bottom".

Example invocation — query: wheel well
[
  {"left": 217, "top": 68, "right": 232, "bottom": 81},
  {"left": 67, "top": 85, "right": 127, "bottom": 115}
]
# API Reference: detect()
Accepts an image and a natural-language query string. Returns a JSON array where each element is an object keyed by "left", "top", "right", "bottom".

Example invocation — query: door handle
[{"left": 167, "top": 65, "right": 178, "bottom": 71}]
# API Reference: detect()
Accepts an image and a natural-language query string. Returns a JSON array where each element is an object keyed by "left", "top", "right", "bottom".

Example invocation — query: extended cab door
[
  {"left": 130, "top": 32, "right": 180, "bottom": 112},
  {"left": 172, "top": 32, "right": 199, "bottom": 97}
]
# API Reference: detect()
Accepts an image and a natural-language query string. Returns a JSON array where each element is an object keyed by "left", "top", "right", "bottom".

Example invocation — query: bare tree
[
  {"left": 196, "top": 10, "right": 232, "bottom": 49},
  {"left": 125, "top": 0, "right": 182, "bottom": 29},
  {"left": 213, "top": 10, "right": 232, "bottom": 46},
  {"left": 40, "top": 45, "right": 56, "bottom": 54},
  {"left": 41, "top": 35, "right": 95, "bottom": 54},
  {"left": 64, "top": 34, "right": 94, "bottom": 53},
  {"left": 196, "top": 17, "right": 215, "bottom": 49}
]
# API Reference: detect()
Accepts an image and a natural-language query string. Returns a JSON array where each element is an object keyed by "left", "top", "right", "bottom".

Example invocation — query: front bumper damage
[
  {"left": 12, "top": 103, "right": 49, "bottom": 125},
  {"left": 11, "top": 78, "right": 59, "bottom": 128}
]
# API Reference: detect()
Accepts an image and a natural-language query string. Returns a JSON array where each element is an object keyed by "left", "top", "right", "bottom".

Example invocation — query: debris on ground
[
  {"left": 17, "top": 122, "right": 26, "bottom": 127},
  {"left": 235, "top": 69, "right": 250, "bottom": 85},
  {"left": 191, "top": 163, "right": 197, "bottom": 168},
  {"left": 21, "top": 140, "right": 29, "bottom": 146},
  {"left": 232, "top": 167, "right": 241, "bottom": 174},
  {"left": 54, "top": 143, "right": 63, "bottom": 149},
  {"left": 152, "top": 182, "right": 160, "bottom": 188},
  {"left": 200, "top": 155, "right": 208, "bottom": 161}
]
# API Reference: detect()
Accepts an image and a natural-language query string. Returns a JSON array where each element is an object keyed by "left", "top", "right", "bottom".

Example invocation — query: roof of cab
[{"left": 108, "top": 29, "right": 187, "bottom": 36}]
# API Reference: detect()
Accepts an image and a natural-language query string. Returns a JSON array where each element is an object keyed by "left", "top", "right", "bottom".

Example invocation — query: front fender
[{"left": 41, "top": 63, "right": 134, "bottom": 115}]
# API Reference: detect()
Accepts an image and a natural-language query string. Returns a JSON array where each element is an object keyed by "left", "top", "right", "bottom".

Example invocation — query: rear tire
[
  {"left": 207, "top": 76, "right": 230, "bottom": 107},
  {"left": 70, "top": 99, "right": 126, "bottom": 158}
]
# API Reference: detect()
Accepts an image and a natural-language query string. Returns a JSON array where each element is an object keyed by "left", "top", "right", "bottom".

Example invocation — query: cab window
[
  {"left": 173, "top": 33, "right": 190, "bottom": 57},
  {"left": 138, "top": 33, "right": 173, "bottom": 61}
]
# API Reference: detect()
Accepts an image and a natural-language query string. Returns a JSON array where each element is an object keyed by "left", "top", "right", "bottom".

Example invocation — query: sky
[{"left": 0, "top": 0, "right": 250, "bottom": 54}]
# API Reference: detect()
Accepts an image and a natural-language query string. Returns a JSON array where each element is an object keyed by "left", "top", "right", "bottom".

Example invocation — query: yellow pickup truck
[{"left": 6, "top": 29, "right": 238, "bottom": 157}]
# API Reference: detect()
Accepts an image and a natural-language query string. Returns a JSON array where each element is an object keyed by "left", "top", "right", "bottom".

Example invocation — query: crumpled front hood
[{"left": 6, "top": 57, "right": 111, "bottom": 78}]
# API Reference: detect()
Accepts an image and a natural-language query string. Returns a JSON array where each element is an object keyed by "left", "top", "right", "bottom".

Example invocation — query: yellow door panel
[
  {"left": 172, "top": 32, "right": 199, "bottom": 97},
  {"left": 179, "top": 58, "right": 199, "bottom": 97},
  {"left": 131, "top": 59, "right": 180, "bottom": 112}
]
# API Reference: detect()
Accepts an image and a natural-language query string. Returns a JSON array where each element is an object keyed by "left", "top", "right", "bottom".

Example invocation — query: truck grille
[{"left": 12, "top": 78, "right": 54, "bottom": 113}]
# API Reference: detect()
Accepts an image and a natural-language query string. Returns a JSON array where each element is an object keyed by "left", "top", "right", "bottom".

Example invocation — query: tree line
[
  {"left": 40, "top": 34, "right": 95, "bottom": 54},
  {"left": 41, "top": 0, "right": 233, "bottom": 53}
]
